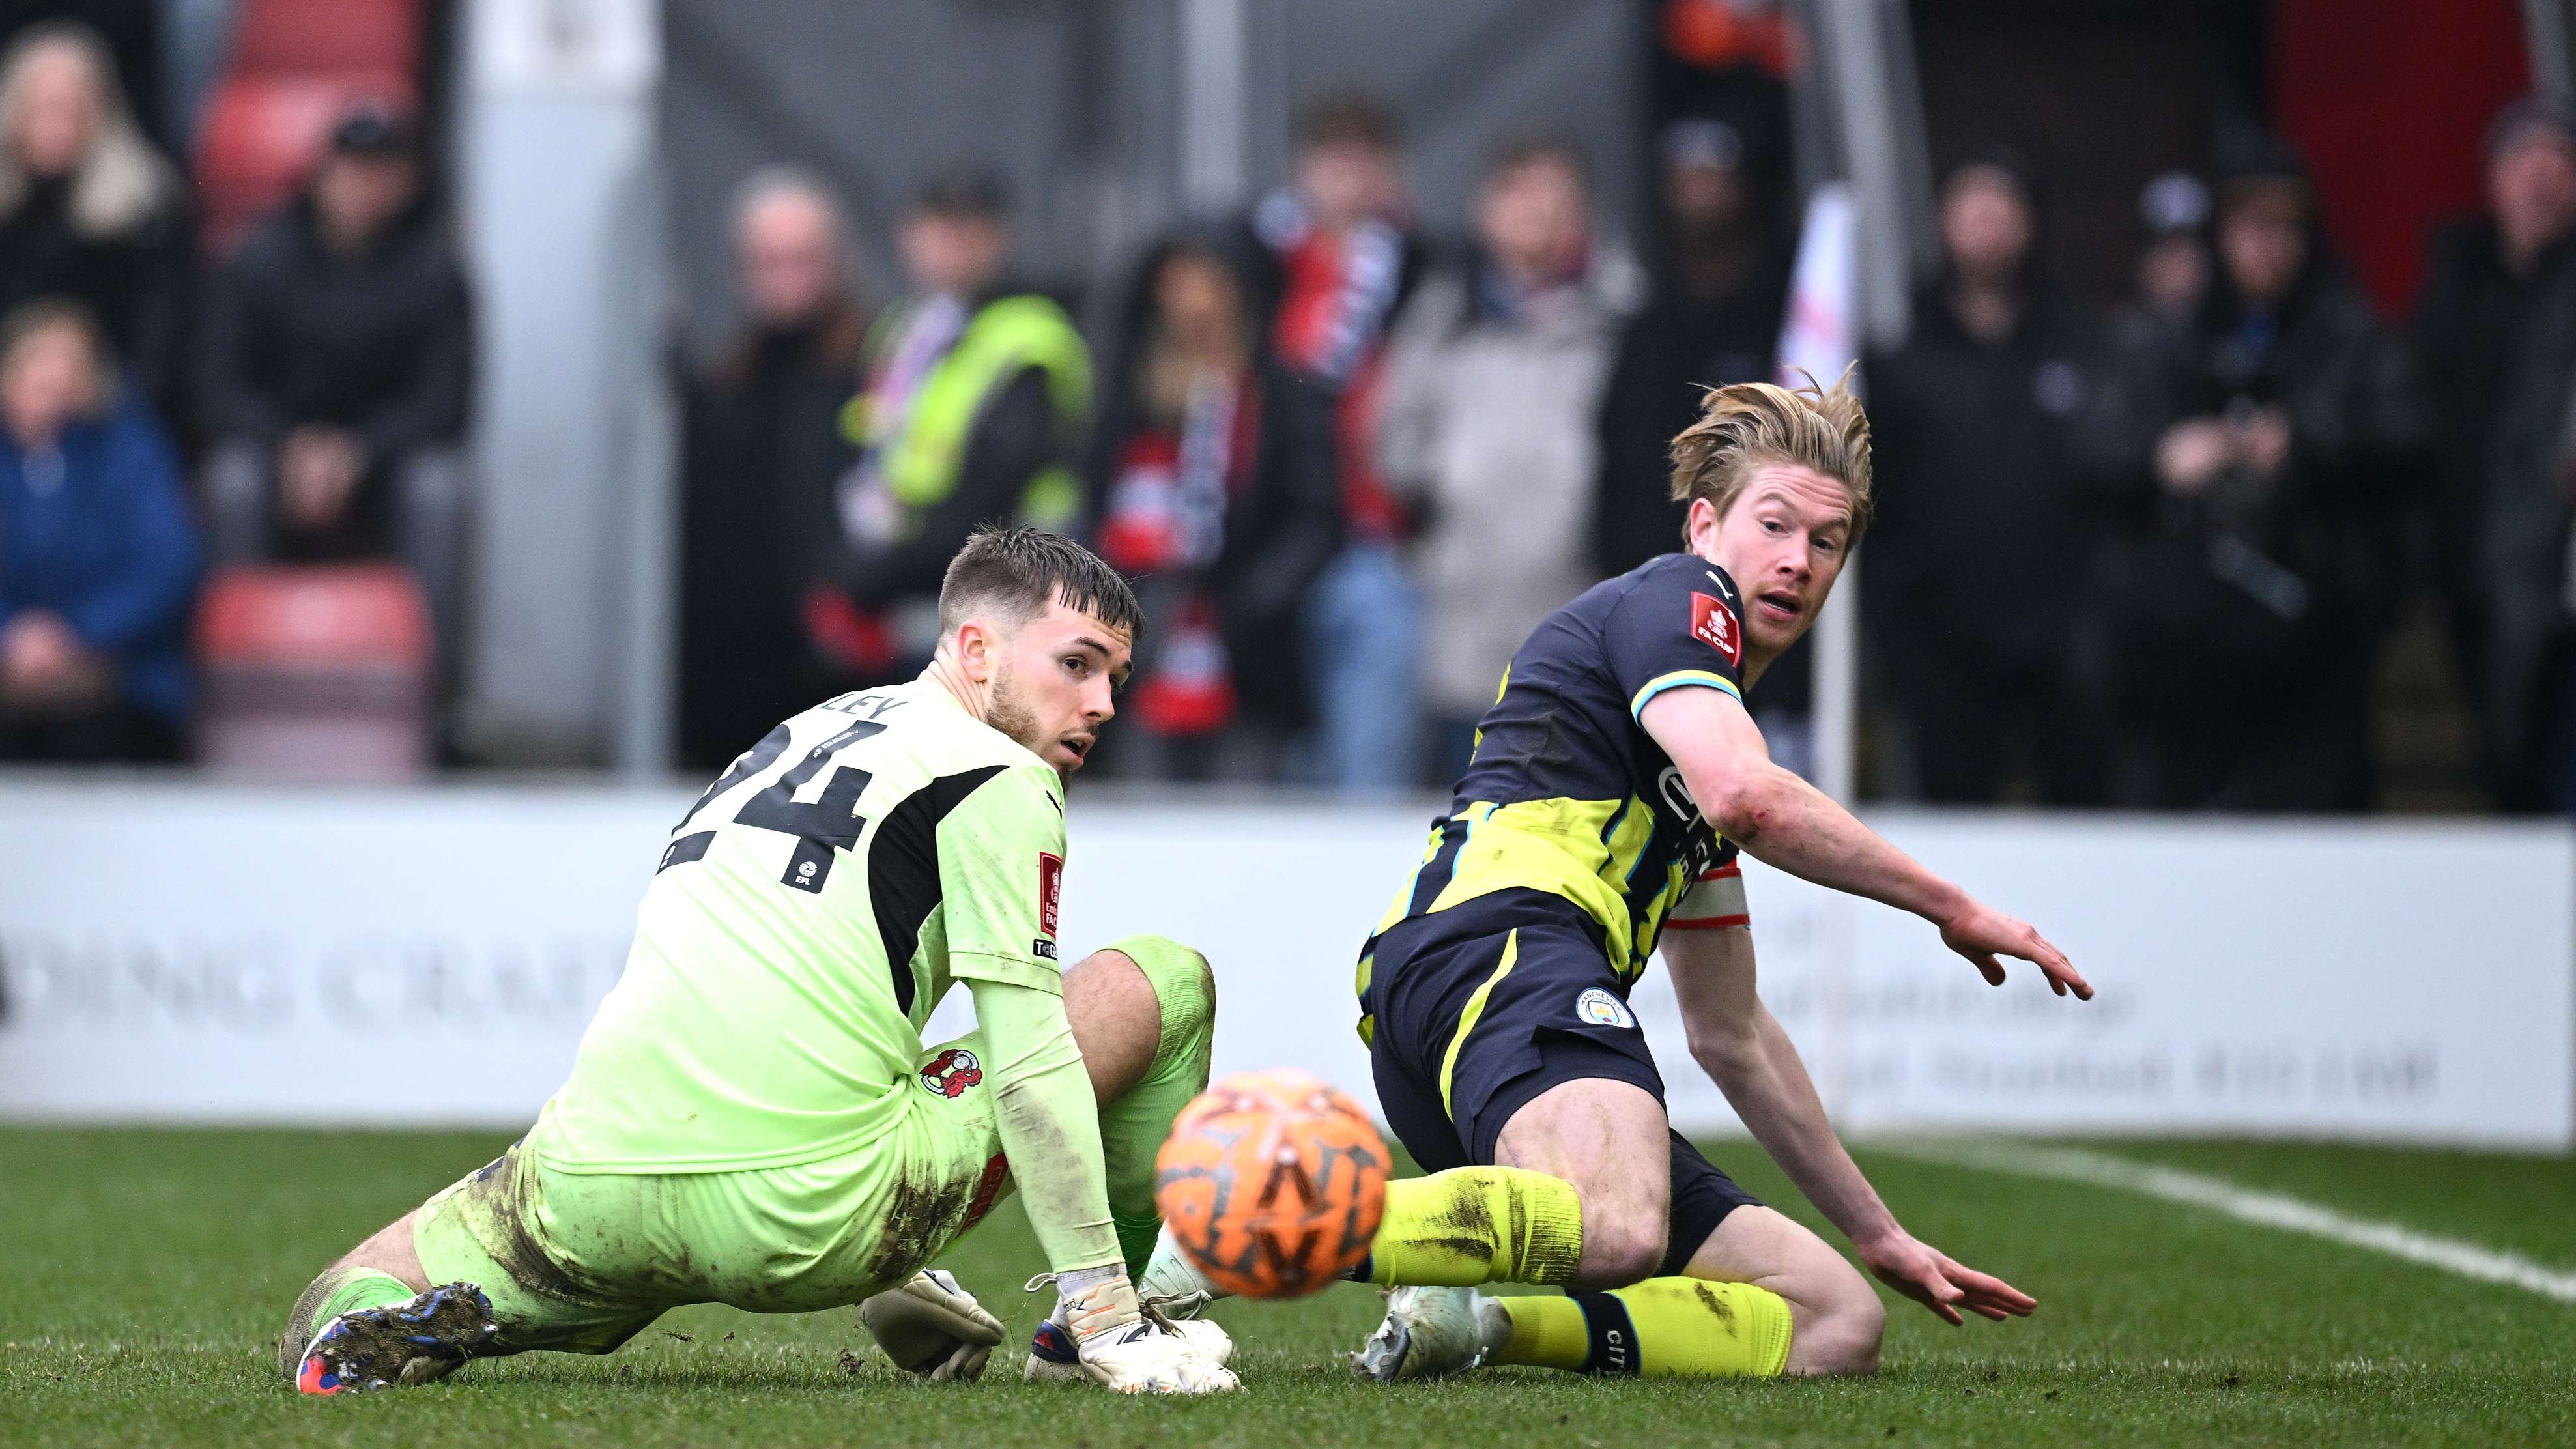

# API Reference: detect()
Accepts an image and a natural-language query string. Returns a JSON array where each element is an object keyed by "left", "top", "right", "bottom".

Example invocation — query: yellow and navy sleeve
[{"left": 1603, "top": 558, "right": 1749, "bottom": 722}]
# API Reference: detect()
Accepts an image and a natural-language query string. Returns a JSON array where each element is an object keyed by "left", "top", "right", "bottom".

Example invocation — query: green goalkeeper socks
[
  {"left": 277, "top": 1266, "right": 417, "bottom": 1376},
  {"left": 1091, "top": 933, "right": 1216, "bottom": 1274}
]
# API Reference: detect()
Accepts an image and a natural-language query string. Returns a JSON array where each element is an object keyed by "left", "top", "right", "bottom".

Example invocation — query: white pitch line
[{"left": 1879, "top": 1138, "right": 2576, "bottom": 1305}]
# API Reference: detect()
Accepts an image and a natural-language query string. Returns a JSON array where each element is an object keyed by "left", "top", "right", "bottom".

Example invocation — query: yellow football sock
[
  {"left": 1492, "top": 1294, "right": 1592, "bottom": 1369},
  {"left": 1360, "top": 1167, "right": 1586, "bottom": 1287},
  {"left": 1495, "top": 1278, "right": 1793, "bottom": 1377}
]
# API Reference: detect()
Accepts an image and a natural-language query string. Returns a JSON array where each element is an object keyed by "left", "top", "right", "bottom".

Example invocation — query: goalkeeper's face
[{"left": 984, "top": 601, "right": 1134, "bottom": 773}]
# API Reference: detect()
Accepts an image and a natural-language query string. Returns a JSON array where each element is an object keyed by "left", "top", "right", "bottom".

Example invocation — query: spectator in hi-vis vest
[{"left": 807, "top": 167, "right": 1092, "bottom": 689}]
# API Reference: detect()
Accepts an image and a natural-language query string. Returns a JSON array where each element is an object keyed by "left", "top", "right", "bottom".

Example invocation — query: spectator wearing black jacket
[
  {"left": 1595, "top": 118, "right": 1801, "bottom": 738},
  {"left": 2412, "top": 99, "right": 2576, "bottom": 809},
  {"left": 2131, "top": 173, "right": 2215, "bottom": 333},
  {"left": 676, "top": 168, "right": 864, "bottom": 769},
  {"left": 1597, "top": 119, "right": 1788, "bottom": 577},
  {"left": 2074, "top": 175, "right": 2219, "bottom": 587},
  {"left": 0, "top": 23, "right": 186, "bottom": 422},
  {"left": 199, "top": 102, "right": 473, "bottom": 661},
  {"left": 1864, "top": 151, "right": 2107, "bottom": 804},
  {"left": 2084, "top": 143, "right": 2430, "bottom": 810},
  {"left": 1086, "top": 229, "right": 1341, "bottom": 781}
]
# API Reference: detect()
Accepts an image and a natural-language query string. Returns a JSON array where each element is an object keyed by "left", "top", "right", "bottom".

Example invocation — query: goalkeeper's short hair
[{"left": 939, "top": 526, "right": 1144, "bottom": 640}]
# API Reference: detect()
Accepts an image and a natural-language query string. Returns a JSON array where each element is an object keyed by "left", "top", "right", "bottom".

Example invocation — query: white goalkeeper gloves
[
  {"left": 861, "top": 1266, "right": 1237, "bottom": 1393},
  {"left": 1033, "top": 1270, "right": 1238, "bottom": 1394},
  {"left": 857, "top": 1269, "right": 1007, "bottom": 1381}
]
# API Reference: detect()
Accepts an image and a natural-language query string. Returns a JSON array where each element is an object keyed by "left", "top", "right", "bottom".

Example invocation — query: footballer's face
[
  {"left": 1689, "top": 463, "right": 1854, "bottom": 664},
  {"left": 979, "top": 598, "right": 1132, "bottom": 775}
]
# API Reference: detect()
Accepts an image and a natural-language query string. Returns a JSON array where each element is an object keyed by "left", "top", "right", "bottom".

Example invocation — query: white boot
[{"left": 1350, "top": 1285, "right": 1511, "bottom": 1382}]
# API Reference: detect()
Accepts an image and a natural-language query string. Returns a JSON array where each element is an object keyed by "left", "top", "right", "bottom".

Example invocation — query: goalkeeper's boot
[
  {"left": 1351, "top": 1285, "right": 1510, "bottom": 1383},
  {"left": 293, "top": 1282, "right": 498, "bottom": 1394},
  {"left": 1021, "top": 1272, "right": 1237, "bottom": 1391},
  {"left": 1135, "top": 1224, "right": 1229, "bottom": 1321}
]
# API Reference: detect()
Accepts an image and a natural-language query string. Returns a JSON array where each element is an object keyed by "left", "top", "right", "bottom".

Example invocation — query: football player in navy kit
[{"left": 1345, "top": 374, "right": 2095, "bottom": 1381}]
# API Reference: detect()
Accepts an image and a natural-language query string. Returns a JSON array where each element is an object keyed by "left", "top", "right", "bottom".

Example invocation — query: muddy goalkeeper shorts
[{"left": 408, "top": 1031, "right": 1014, "bottom": 1354}]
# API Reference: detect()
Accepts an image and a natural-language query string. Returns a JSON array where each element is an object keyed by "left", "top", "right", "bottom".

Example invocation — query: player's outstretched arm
[
  {"left": 1640, "top": 685, "right": 2091, "bottom": 999},
  {"left": 1665, "top": 926, "right": 2038, "bottom": 1325}
]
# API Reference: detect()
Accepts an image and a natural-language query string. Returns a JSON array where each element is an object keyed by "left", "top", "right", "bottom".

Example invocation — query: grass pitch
[{"left": 2, "top": 1128, "right": 2571, "bottom": 1446}]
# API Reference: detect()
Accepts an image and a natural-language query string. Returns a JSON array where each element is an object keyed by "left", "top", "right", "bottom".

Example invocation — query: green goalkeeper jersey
[{"left": 541, "top": 679, "right": 1068, "bottom": 1174}]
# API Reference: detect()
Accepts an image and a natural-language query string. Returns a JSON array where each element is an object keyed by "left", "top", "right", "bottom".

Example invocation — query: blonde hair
[
  {"left": 1667, "top": 367, "right": 1874, "bottom": 538},
  {"left": 0, "top": 23, "right": 173, "bottom": 239}
]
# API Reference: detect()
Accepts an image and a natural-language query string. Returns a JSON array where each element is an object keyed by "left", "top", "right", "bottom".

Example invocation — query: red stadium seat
[
  {"left": 195, "top": 564, "right": 434, "bottom": 781},
  {"left": 193, "top": 70, "right": 416, "bottom": 254},
  {"left": 229, "top": 0, "right": 422, "bottom": 77}
]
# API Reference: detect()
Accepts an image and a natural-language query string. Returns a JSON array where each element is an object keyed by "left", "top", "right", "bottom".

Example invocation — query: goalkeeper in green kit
[{"left": 279, "top": 528, "right": 1236, "bottom": 1395}]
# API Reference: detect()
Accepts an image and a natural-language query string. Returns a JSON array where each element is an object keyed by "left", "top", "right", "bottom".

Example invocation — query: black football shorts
[{"left": 1364, "top": 888, "right": 1762, "bottom": 1275}]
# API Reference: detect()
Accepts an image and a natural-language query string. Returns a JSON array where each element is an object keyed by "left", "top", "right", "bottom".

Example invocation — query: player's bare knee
[
  {"left": 1788, "top": 1272, "right": 1885, "bottom": 1375},
  {"left": 1571, "top": 1204, "right": 1665, "bottom": 1290},
  {"left": 1077, "top": 936, "right": 1215, "bottom": 1032},
  {"left": 1794, "top": 1313, "right": 1883, "bottom": 1376},
  {"left": 1831, "top": 1291, "right": 1888, "bottom": 1373},
  {"left": 1068, "top": 945, "right": 1139, "bottom": 978}
]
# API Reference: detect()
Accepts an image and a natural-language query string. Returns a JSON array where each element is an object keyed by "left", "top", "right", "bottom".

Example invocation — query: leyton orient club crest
[{"left": 921, "top": 1048, "right": 983, "bottom": 1098}]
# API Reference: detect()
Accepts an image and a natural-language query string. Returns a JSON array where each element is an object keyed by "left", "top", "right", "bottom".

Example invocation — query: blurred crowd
[
  {"left": 0, "top": 15, "right": 469, "bottom": 767},
  {"left": 11, "top": 5, "right": 2576, "bottom": 817},
  {"left": 683, "top": 91, "right": 2576, "bottom": 813},
  {"left": 681, "top": 103, "right": 1678, "bottom": 792},
  {"left": 1867, "top": 106, "right": 2576, "bottom": 813}
]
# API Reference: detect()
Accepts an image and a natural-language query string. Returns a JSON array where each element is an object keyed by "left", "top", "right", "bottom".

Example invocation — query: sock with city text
[{"left": 1492, "top": 1277, "right": 1792, "bottom": 1377}]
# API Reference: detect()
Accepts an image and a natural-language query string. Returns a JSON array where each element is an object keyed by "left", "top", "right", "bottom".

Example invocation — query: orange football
[{"left": 1153, "top": 1068, "right": 1390, "bottom": 1299}]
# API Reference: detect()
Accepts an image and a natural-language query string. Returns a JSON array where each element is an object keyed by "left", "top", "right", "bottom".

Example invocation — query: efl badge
[
  {"left": 921, "top": 1048, "right": 984, "bottom": 1098},
  {"left": 1575, "top": 987, "right": 1638, "bottom": 1031},
  {"left": 1037, "top": 852, "right": 1063, "bottom": 939},
  {"left": 1690, "top": 591, "right": 1742, "bottom": 666}
]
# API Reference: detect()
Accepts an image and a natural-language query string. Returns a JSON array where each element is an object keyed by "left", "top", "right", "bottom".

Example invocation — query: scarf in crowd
[
  {"left": 1259, "top": 192, "right": 1409, "bottom": 541},
  {"left": 1099, "top": 375, "right": 1253, "bottom": 735},
  {"left": 1265, "top": 201, "right": 1407, "bottom": 385}
]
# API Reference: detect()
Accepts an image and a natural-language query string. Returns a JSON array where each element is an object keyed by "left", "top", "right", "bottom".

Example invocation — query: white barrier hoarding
[{"left": 1, "top": 781, "right": 2568, "bottom": 1146}]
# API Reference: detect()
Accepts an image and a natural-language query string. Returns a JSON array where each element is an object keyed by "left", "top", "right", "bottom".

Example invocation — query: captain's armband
[{"left": 1663, "top": 865, "right": 1749, "bottom": 932}]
